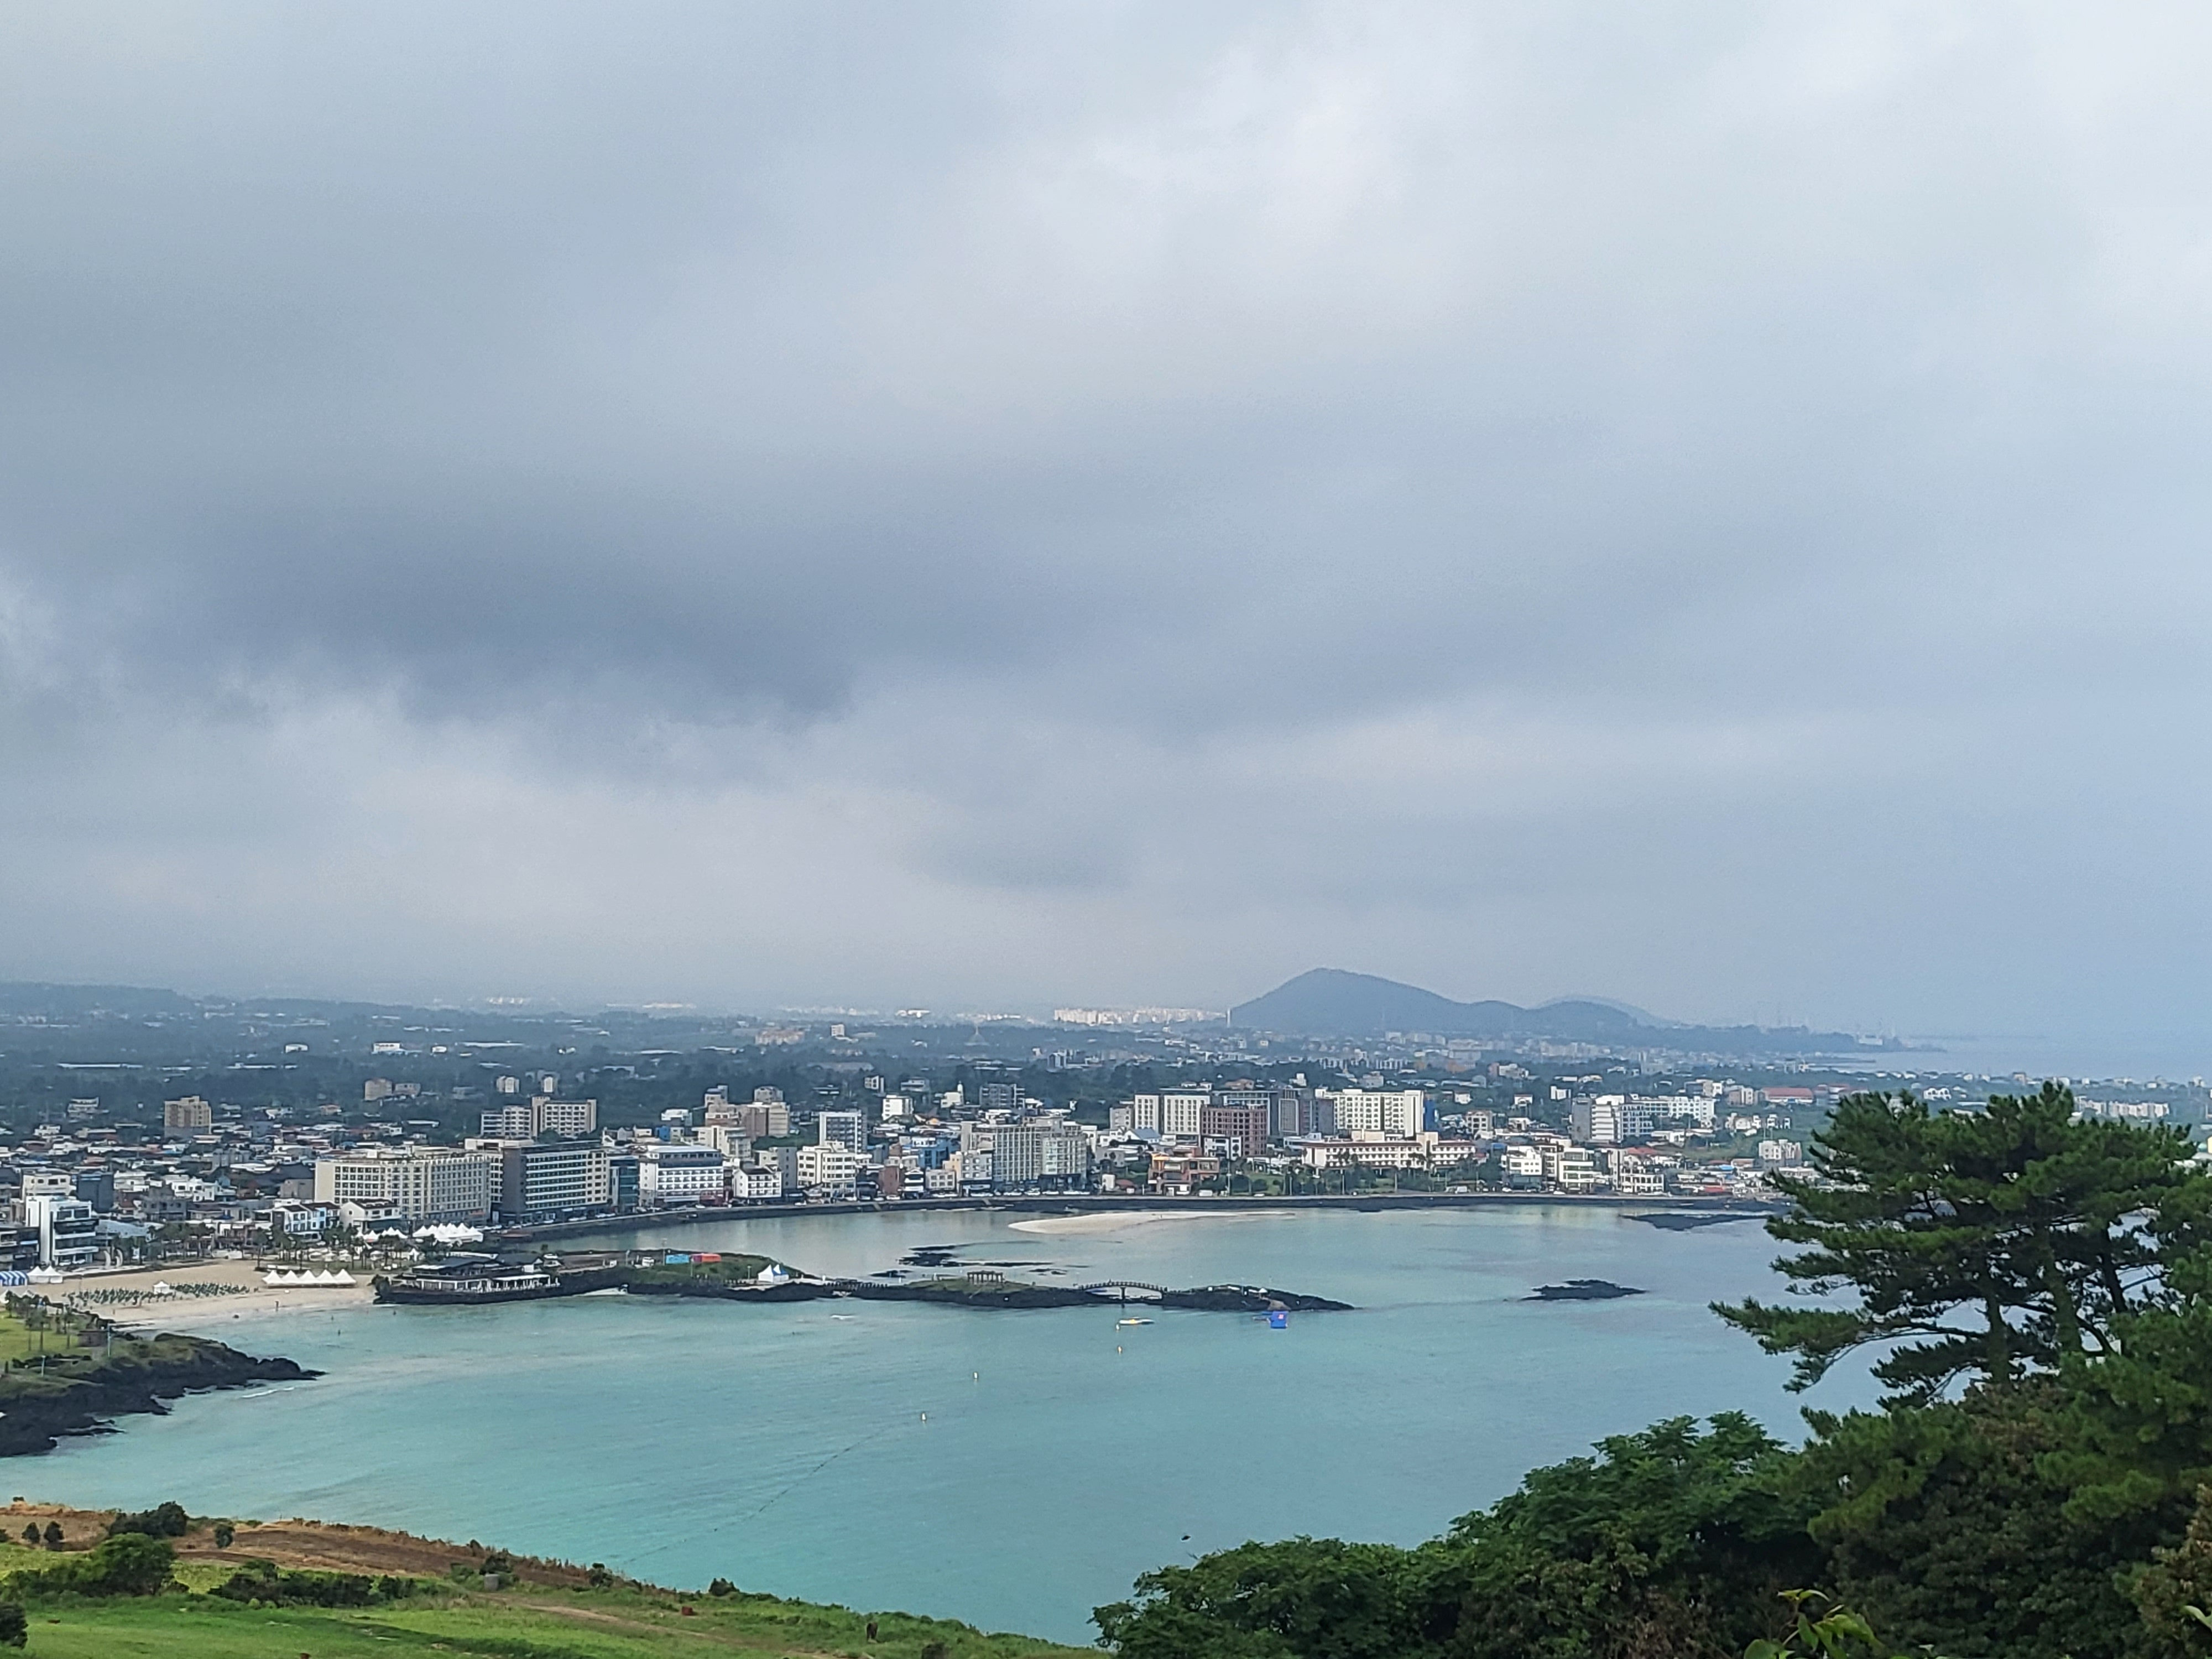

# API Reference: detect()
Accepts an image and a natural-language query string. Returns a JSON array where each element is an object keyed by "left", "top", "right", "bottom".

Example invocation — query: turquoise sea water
[{"left": 33, "top": 1206, "right": 1867, "bottom": 1644}]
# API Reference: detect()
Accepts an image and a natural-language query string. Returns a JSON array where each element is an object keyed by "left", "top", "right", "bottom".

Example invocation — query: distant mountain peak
[
  {"left": 1230, "top": 969, "right": 1859, "bottom": 1055},
  {"left": 1229, "top": 969, "right": 1642, "bottom": 1042}
]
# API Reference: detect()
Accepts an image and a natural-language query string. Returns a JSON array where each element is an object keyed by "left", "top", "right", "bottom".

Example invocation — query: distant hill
[
  {"left": 1230, "top": 968, "right": 1877, "bottom": 1055},
  {"left": 1232, "top": 969, "right": 1645, "bottom": 1041},
  {"left": 0, "top": 981, "right": 200, "bottom": 1019}
]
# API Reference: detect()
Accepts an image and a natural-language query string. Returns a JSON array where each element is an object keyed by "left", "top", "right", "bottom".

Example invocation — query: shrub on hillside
[
  {"left": 4, "top": 1532, "right": 174, "bottom": 1598},
  {"left": 106, "top": 1501, "right": 189, "bottom": 1539},
  {"left": 1094, "top": 1415, "right": 1816, "bottom": 1659},
  {"left": 1792, "top": 1385, "right": 2155, "bottom": 1659},
  {"left": 209, "top": 1557, "right": 420, "bottom": 1606},
  {"left": 1096, "top": 1536, "right": 1431, "bottom": 1659}
]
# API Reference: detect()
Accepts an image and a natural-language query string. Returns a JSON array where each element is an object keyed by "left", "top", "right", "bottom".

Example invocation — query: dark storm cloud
[{"left": 4, "top": 2, "right": 2212, "bottom": 1042}]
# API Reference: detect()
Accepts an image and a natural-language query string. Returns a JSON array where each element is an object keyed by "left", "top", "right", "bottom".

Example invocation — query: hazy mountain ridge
[{"left": 1232, "top": 968, "right": 1880, "bottom": 1054}]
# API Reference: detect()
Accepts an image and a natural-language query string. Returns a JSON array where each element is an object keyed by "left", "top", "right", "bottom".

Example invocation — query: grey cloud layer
[{"left": 3, "top": 2, "right": 2211, "bottom": 1038}]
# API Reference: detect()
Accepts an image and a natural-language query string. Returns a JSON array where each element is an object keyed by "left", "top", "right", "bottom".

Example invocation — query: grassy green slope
[{"left": 15, "top": 1583, "right": 1091, "bottom": 1658}]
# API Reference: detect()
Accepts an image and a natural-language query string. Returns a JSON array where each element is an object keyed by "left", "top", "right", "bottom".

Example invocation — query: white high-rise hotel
[
  {"left": 1331, "top": 1088, "right": 1425, "bottom": 1137},
  {"left": 1129, "top": 1092, "right": 1209, "bottom": 1136}
]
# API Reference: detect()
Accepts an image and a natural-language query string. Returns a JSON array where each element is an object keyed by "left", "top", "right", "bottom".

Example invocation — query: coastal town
[
  {"left": 0, "top": 1062, "right": 1960, "bottom": 1270},
  {"left": 0, "top": 984, "right": 2193, "bottom": 1277}
]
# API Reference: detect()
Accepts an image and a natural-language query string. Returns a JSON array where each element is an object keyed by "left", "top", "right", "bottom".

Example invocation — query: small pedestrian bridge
[{"left": 1076, "top": 1280, "right": 1167, "bottom": 1301}]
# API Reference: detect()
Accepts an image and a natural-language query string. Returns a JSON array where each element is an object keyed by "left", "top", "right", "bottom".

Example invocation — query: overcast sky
[{"left": 3, "top": 3, "right": 2210, "bottom": 1042}]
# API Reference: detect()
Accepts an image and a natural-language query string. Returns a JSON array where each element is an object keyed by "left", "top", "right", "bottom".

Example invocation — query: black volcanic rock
[
  {"left": 0, "top": 1333, "right": 317, "bottom": 1458},
  {"left": 1526, "top": 1279, "right": 1644, "bottom": 1301}
]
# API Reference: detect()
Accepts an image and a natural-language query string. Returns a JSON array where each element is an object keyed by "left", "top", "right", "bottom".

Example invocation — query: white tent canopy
[{"left": 412, "top": 1224, "right": 483, "bottom": 1246}]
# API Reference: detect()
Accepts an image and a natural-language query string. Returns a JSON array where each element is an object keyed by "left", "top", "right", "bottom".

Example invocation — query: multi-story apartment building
[
  {"left": 314, "top": 1147, "right": 497, "bottom": 1223},
  {"left": 608, "top": 1151, "right": 640, "bottom": 1211},
  {"left": 1200, "top": 1098, "right": 1270, "bottom": 1160},
  {"left": 1571, "top": 1095, "right": 1623, "bottom": 1144},
  {"left": 1541, "top": 1142, "right": 1606, "bottom": 1191},
  {"left": 992, "top": 1123, "right": 1090, "bottom": 1188},
  {"left": 536, "top": 1097, "right": 597, "bottom": 1136},
  {"left": 478, "top": 1096, "right": 598, "bottom": 1140},
  {"left": 817, "top": 1110, "right": 865, "bottom": 1153},
  {"left": 1298, "top": 1134, "right": 1485, "bottom": 1171},
  {"left": 1630, "top": 1094, "right": 1717, "bottom": 1132},
  {"left": 1572, "top": 1093, "right": 1717, "bottom": 1142},
  {"left": 21, "top": 1192, "right": 100, "bottom": 1270},
  {"left": 1605, "top": 1147, "right": 1669, "bottom": 1195},
  {"left": 1331, "top": 1089, "right": 1425, "bottom": 1138},
  {"left": 1498, "top": 1144, "right": 1545, "bottom": 1185},
  {"left": 498, "top": 1142, "right": 612, "bottom": 1221},
  {"left": 795, "top": 1142, "right": 867, "bottom": 1196},
  {"left": 1247, "top": 1087, "right": 1323, "bottom": 1139},
  {"left": 729, "top": 1164, "right": 783, "bottom": 1201},
  {"left": 695, "top": 1124, "right": 752, "bottom": 1157},
  {"left": 479, "top": 1101, "right": 537, "bottom": 1139},
  {"left": 638, "top": 1144, "right": 727, "bottom": 1206},
  {"left": 1129, "top": 1092, "right": 1209, "bottom": 1138},
  {"left": 708, "top": 1098, "right": 790, "bottom": 1139},
  {"left": 163, "top": 1096, "right": 212, "bottom": 1132}
]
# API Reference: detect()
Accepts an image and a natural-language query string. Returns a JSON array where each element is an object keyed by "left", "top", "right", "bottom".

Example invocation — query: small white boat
[{"left": 1116, "top": 1317, "right": 1152, "bottom": 1327}]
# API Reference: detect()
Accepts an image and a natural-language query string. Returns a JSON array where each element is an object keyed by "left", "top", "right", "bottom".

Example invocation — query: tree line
[{"left": 1095, "top": 1084, "right": 2212, "bottom": 1658}]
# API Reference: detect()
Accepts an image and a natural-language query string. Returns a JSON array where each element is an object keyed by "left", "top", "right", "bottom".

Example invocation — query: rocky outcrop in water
[
  {"left": 0, "top": 1333, "right": 317, "bottom": 1457},
  {"left": 1526, "top": 1279, "right": 1644, "bottom": 1302}
]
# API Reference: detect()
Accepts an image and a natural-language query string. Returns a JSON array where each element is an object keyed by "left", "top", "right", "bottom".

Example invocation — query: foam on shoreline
[{"left": 1009, "top": 1208, "right": 1300, "bottom": 1236}]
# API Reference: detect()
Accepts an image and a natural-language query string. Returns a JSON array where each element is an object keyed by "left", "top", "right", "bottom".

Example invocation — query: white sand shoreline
[
  {"left": 53, "top": 1258, "right": 374, "bottom": 1331},
  {"left": 1009, "top": 1208, "right": 1299, "bottom": 1236}
]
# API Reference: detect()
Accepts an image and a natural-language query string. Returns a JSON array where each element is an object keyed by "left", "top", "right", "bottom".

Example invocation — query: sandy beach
[
  {"left": 1008, "top": 1208, "right": 1298, "bottom": 1237},
  {"left": 58, "top": 1258, "right": 374, "bottom": 1331}
]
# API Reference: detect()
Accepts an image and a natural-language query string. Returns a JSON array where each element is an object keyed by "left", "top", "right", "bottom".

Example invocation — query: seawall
[{"left": 512, "top": 1189, "right": 1775, "bottom": 1245}]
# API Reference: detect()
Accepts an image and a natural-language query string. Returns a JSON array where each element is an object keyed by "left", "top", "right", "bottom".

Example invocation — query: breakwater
[
  {"left": 377, "top": 1261, "right": 1349, "bottom": 1313},
  {"left": 625, "top": 1277, "right": 1351, "bottom": 1312},
  {"left": 506, "top": 1189, "right": 1775, "bottom": 1245}
]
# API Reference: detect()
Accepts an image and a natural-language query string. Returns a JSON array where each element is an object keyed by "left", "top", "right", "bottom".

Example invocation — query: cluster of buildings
[
  {"left": 0, "top": 1070, "right": 1819, "bottom": 1270},
  {"left": 1086, "top": 1079, "right": 1806, "bottom": 1199},
  {"left": 0, "top": 1092, "right": 393, "bottom": 1270}
]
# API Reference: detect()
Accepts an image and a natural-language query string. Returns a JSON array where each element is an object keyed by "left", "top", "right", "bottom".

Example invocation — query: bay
[{"left": 33, "top": 1204, "right": 1866, "bottom": 1644}]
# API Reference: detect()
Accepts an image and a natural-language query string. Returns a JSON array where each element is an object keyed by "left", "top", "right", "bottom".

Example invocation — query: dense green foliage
[
  {"left": 1792, "top": 1384, "right": 2158, "bottom": 1658},
  {"left": 1095, "top": 1087, "right": 2212, "bottom": 1659},
  {"left": 1095, "top": 1535, "right": 1432, "bottom": 1659},
  {"left": 2, "top": 1532, "right": 175, "bottom": 1598},
  {"left": 209, "top": 1556, "right": 419, "bottom": 1606},
  {"left": 1716, "top": 1083, "right": 2204, "bottom": 1401},
  {"left": 107, "top": 1499, "right": 190, "bottom": 1538},
  {"left": 1095, "top": 1417, "right": 1816, "bottom": 1659},
  {"left": 1434, "top": 1413, "right": 1821, "bottom": 1659}
]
